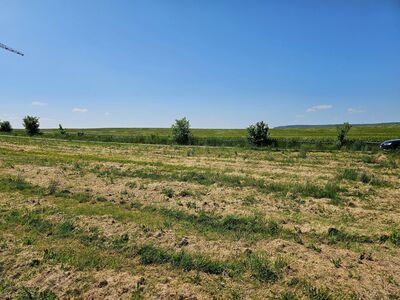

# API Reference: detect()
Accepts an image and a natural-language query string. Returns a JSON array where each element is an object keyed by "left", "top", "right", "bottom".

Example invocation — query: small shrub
[
  {"left": 247, "top": 121, "right": 269, "bottom": 146},
  {"left": 336, "top": 122, "right": 351, "bottom": 148},
  {"left": 298, "top": 145, "right": 308, "bottom": 159},
  {"left": 172, "top": 117, "right": 192, "bottom": 145},
  {"left": 58, "top": 124, "right": 66, "bottom": 135},
  {"left": 23, "top": 115, "right": 40, "bottom": 136},
  {"left": 0, "top": 121, "right": 12, "bottom": 132}
]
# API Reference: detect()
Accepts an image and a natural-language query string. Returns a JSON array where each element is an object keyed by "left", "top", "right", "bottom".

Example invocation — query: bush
[
  {"left": 0, "top": 121, "right": 12, "bottom": 132},
  {"left": 23, "top": 116, "right": 40, "bottom": 136},
  {"left": 336, "top": 122, "right": 352, "bottom": 148},
  {"left": 172, "top": 117, "right": 192, "bottom": 145},
  {"left": 58, "top": 124, "right": 66, "bottom": 135},
  {"left": 247, "top": 121, "right": 269, "bottom": 146}
]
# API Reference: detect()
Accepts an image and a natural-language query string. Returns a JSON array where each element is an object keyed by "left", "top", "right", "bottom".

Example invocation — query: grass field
[
  {"left": 0, "top": 135, "right": 399, "bottom": 299},
  {"left": 10, "top": 123, "right": 400, "bottom": 142}
]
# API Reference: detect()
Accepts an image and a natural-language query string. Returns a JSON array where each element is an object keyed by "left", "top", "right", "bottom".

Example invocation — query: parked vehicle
[{"left": 380, "top": 139, "right": 400, "bottom": 150}]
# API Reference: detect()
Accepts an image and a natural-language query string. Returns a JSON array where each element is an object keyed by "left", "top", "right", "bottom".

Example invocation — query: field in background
[
  {"left": 0, "top": 135, "right": 399, "bottom": 299},
  {"left": 10, "top": 123, "right": 400, "bottom": 142}
]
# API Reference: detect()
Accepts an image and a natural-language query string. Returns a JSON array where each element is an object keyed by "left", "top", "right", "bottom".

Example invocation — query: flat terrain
[
  {"left": 11, "top": 123, "right": 400, "bottom": 141},
  {"left": 0, "top": 136, "right": 399, "bottom": 299}
]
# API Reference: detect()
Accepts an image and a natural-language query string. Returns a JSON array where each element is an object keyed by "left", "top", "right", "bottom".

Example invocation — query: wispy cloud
[
  {"left": 348, "top": 108, "right": 366, "bottom": 114},
  {"left": 0, "top": 113, "right": 19, "bottom": 121},
  {"left": 306, "top": 104, "right": 333, "bottom": 113},
  {"left": 72, "top": 107, "right": 88, "bottom": 113},
  {"left": 32, "top": 101, "right": 48, "bottom": 106}
]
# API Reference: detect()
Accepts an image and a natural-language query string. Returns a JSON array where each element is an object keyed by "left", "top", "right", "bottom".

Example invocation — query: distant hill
[{"left": 274, "top": 122, "right": 400, "bottom": 129}]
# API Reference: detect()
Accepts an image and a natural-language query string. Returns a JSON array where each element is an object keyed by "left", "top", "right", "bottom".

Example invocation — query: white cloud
[
  {"left": 72, "top": 107, "right": 88, "bottom": 113},
  {"left": 0, "top": 113, "right": 19, "bottom": 121},
  {"left": 348, "top": 108, "right": 366, "bottom": 114},
  {"left": 32, "top": 101, "right": 48, "bottom": 106},
  {"left": 306, "top": 104, "right": 333, "bottom": 113}
]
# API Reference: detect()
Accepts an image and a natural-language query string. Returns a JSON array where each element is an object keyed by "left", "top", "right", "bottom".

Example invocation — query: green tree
[
  {"left": 0, "top": 121, "right": 12, "bottom": 132},
  {"left": 336, "top": 122, "right": 352, "bottom": 148},
  {"left": 58, "top": 124, "right": 66, "bottom": 135},
  {"left": 23, "top": 116, "right": 40, "bottom": 136},
  {"left": 247, "top": 121, "right": 270, "bottom": 146},
  {"left": 172, "top": 117, "right": 192, "bottom": 145}
]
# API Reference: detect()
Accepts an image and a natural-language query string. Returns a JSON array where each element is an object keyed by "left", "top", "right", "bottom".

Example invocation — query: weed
[
  {"left": 331, "top": 258, "right": 342, "bottom": 268},
  {"left": 338, "top": 168, "right": 387, "bottom": 186},
  {"left": 242, "top": 195, "right": 258, "bottom": 206},
  {"left": 280, "top": 292, "right": 299, "bottom": 300},
  {"left": 388, "top": 227, "right": 400, "bottom": 246},
  {"left": 56, "top": 220, "right": 75, "bottom": 237},
  {"left": 157, "top": 207, "right": 281, "bottom": 237},
  {"left": 298, "top": 146, "right": 308, "bottom": 159},
  {"left": 47, "top": 179, "right": 59, "bottom": 195},
  {"left": 185, "top": 201, "right": 196, "bottom": 209},
  {"left": 161, "top": 187, "right": 174, "bottom": 198},
  {"left": 179, "top": 189, "right": 194, "bottom": 197},
  {"left": 126, "top": 181, "right": 137, "bottom": 189},
  {"left": 16, "top": 287, "right": 57, "bottom": 300},
  {"left": 246, "top": 253, "right": 278, "bottom": 282},
  {"left": 325, "top": 227, "right": 373, "bottom": 244},
  {"left": 138, "top": 244, "right": 226, "bottom": 275},
  {"left": 131, "top": 282, "right": 144, "bottom": 300},
  {"left": 130, "top": 201, "right": 142, "bottom": 209},
  {"left": 307, "top": 244, "right": 322, "bottom": 253},
  {"left": 112, "top": 233, "right": 129, "bottom": 250},
  {"left": 302, "top": 281, "right": 331, "bottom": 300}
]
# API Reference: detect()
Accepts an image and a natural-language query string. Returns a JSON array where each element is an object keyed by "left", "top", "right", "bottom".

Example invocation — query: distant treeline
[{"left": 7, "top": 131, "right": 380, "bottom": 151}]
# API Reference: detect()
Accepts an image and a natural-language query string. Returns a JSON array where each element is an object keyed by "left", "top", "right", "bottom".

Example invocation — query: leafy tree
[
  {"left": 247, "top": 121, "right": 270, "bottom": 146},
  {"left": 0, "top": 121, "right": 12, "bottom": 132},
  {"left": 58, "top": 124, "right": 66, "bottom": 135},
  {"left": 172, "top": 117, "right": 192, "bottom": 145},
  {"left": 23, "top": 116, "right": 40, "bottom": 136},
  {"left": 336, "top": 122, "right": 352, "bottom": 148}
]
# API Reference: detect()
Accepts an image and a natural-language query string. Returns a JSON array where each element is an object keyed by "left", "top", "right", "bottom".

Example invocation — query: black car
[{"left": 380, "top": 139, "right": 400, "bottom": 150}]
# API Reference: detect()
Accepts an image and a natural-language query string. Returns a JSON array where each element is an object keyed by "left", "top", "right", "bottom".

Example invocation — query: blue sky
[{"left": 1, "top": 0, "right": 399, "bottom": 128}]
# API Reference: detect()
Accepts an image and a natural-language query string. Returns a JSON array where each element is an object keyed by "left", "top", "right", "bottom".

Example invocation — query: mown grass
[
  {"left": 0, "top": 175, "right": 388, "bottom": 248},
  {"left": 1, "top": 207, "right": 286, "bottom": 282},
  {"left": 0, "top": 135, "right": 398, "bottom": 299},
  {"left": 94, "top": 165, "right": 345, "bottom": 201}
]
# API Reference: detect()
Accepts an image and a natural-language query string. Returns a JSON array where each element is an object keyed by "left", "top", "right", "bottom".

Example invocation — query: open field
[
  {"left": 10, "top": 123, "right": 400, "bottom": 143},
  {"left": 0, "top": 135, "right": 399, "bottom": 299}
]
